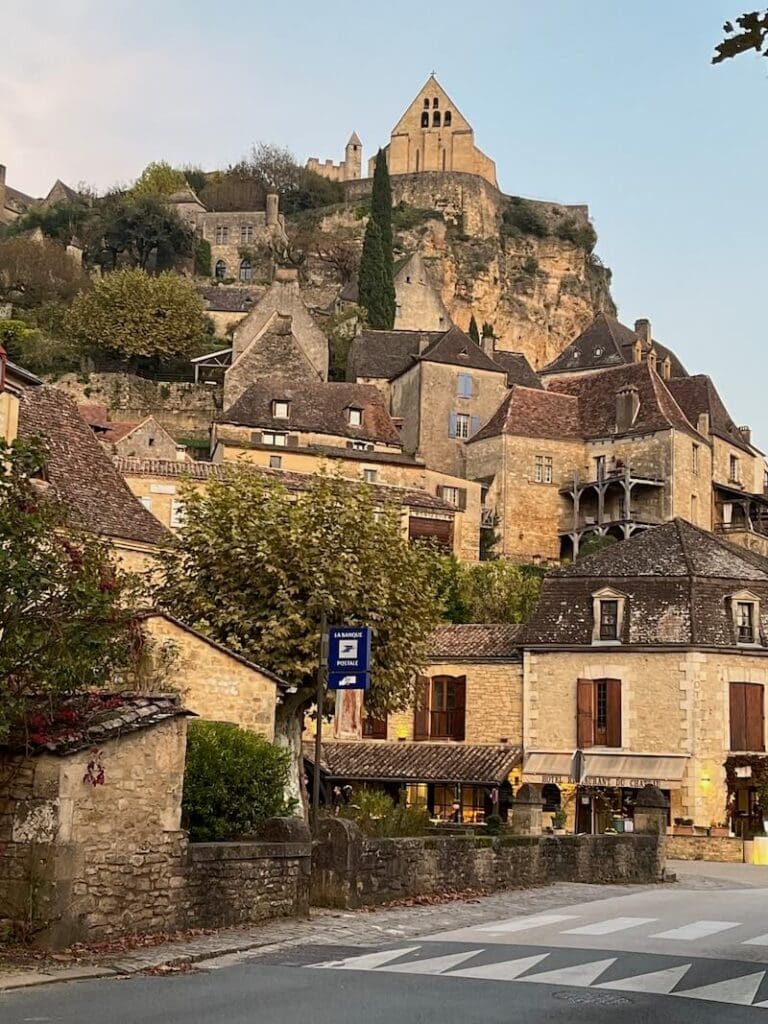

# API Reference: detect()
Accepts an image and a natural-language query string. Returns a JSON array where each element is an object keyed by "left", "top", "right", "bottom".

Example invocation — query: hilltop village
[{"left": 3, "top": 76, "right": 768, "bottom": 951}]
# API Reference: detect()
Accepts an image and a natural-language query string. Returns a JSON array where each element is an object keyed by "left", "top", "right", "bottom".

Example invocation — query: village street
[{"left": 5, "top": 861, "right": 768, "bottom": 1022}]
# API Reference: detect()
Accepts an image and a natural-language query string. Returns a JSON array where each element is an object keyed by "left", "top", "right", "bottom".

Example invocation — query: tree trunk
[{"left": 274, "top": 698, "right": 308, "bottom": 819}]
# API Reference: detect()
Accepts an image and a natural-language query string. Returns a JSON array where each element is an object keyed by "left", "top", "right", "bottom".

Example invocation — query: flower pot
[
  {"left": 673, "top": 825, "right": 694, "bottom": 836},
  {"left": 710, "top": 827, "right": 729, "bottom": 838}
]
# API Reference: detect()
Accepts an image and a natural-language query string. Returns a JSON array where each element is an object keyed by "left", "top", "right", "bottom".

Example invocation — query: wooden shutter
[
  {"left": 576, "top": 678, "right": 595, "bottom": 748},
  {"left": 605, "top": 679, "right": 622, "bottom": 748},
  {"left": 413, "top": 675, "right": 430, "bottom": 740},
  {"left": 408, "top": 516, "right": 453, "bottom": 550},
  {"left": 448, "top": 412, "right": 458, "bottom": 438},
  {"left": 746, "top": 683, "right": 765, "bottom": 752},
  {"left": 451, "top": 676, "right": 466, "bottom": 741},
  {"left": 457, "top": 488, "right": 468, "bottom": 511},
  {"left": 470, "top": 415, "right": 481, "bottom": 436},
  {"left": 730, "top": 682, "right": 747, "bottom": 751}
]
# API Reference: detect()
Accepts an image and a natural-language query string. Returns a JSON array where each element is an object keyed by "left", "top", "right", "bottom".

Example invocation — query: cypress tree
[
  {"left": 468, "top": 315, "right": 480, "bottom": 344},
  {"left": 371, "top": 148, "right": 393, "bottom": 258},
  {"left": 358, "top": 218, "right": 393, "bottom": 329}
]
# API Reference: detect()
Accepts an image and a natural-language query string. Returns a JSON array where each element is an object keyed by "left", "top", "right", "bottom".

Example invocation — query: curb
[{"left": 0, "top": 966, "right": 118, "bottom": 992}]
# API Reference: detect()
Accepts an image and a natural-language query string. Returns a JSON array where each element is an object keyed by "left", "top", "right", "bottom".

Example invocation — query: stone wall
[
  {"left": 666, "top": 835, "right": 744, "bottom": 863},
  {"left": 312, "top": 818, "right": 664, "bottom": 909}
]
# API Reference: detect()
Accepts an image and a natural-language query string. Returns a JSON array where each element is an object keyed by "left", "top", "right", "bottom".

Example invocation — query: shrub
[
  {"left": 339, "top": 788, "right": 430, "bottom": 837},
  {"left": 521, "top": 256, "right": 540, "bottom": 276},
  {"left": 392, "top": 202, "right": 443, "bottom": 231},
  {"left": 555, "top": 217, "right": 597, "bottom": 252},
  {"left": 194, "top": 237, "right": 212, "bottom": 277},
  {"left": 502, "top": 198, "right": 548, "bottom": 239},
  {"left": 485, "top": 813, "right": 502, "bottom": 836},
  {"left": 182, "top": 721, "right": 295, "bottom": 841}
]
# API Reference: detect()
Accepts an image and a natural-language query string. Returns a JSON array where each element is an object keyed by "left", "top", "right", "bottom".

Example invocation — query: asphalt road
[{"left": 6, "top": 865, "right": 768, "bottom": 1023}]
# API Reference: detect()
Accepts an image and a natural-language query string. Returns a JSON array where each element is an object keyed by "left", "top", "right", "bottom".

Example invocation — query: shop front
[{"left": 524, "top": 751, "right": 688, "bottom": 833}]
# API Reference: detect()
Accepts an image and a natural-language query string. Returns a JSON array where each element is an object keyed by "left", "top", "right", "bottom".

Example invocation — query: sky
[{"left": 2, "top": 1, "right": 767, "bottom": 439}]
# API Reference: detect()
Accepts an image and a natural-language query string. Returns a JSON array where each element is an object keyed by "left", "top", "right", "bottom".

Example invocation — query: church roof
[{"left": 542, "top": 313, "right": 687, "bottom": 379}]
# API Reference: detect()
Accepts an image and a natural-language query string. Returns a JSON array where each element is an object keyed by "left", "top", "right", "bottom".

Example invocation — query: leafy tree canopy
[
  {"left": 93, "top": 192, "right": 193, "bottom": 272},
  {"left": 358, "top": 218, "right": 395, "bottom": 329},
  {"left": 131, "top": 161, "right": 189, "bottom": 198},
  {"left": 713, "top": 11, "right": 768, "bottom": 62},
  {"left": 0, "top": 236, "right": 91, "bottom": 309},
  {"left": 433, "top": 555, "right": 543, "bottom": 624},
  {"left": 7, "top": 199, "right": 92, "bottom": 247},
  {"left": 64, "top": 267, "right": 212, "bottom": 362},
  {"left": 226, "top": 141, "right": 344, "bottom": 215}
]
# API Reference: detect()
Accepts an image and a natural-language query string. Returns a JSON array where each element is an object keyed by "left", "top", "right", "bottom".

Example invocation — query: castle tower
[{"left": 345, "top": 132, "right": 362, "bottom": 180}]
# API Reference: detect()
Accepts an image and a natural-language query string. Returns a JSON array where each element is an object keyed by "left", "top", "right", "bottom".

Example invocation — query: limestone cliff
[{"left": 290, "top": 171, "right": 616, "bottom": 371}]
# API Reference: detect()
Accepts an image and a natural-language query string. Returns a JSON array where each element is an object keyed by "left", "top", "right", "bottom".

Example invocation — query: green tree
[
  {"left": 227, "top": 142, "right": 343, "bottom": 214},
  {"left": 713, "top": 11, "right": 768, "bottom": 62},
  {"left": 358, "top": 219, "right": 395, "bottom": 329},
  {"left": 371, "top": 148, "right": 394, "bottom": 259},
  {"left": 431, "top": 555, "right": 542, "bottom": 624},
  {"left": 94, "top": 192, "right": 193, "bottom": 271},
  {"left": 8, "top": 199, "right": 91, "bottom": 246},
  {"left": 577, "top": 534, "right": 618, "bottom": 559},
  {"left": 132, "top": 160, "right": 188, "bottom": 197},
  {"left": 0, "top": 236, "right": 90, "bottom": 309},
  {"left": 157, "top": 469, "right": 443, "bottom": 808},
  {"left": 0, "top": 440, "right": 140, "bottom": 743},
  {"left": 64, "top": 268, "right": 212, "bottom": 362},
  {"left": 468, "top": 315, "right": 480, "bottom": 344},
  {"left": 182, "top": 722, "right": 295, "bottom": 841}
]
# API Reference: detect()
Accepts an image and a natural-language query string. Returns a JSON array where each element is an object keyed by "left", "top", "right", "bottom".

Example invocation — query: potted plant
[
  {"left": 551, "top": 808, "right": 567, "bottom": 834},
  {"left": 710, "top": 821, "right": 730, "bottom": 838},
  {"left": 673, "top": 817, "right": 694, "bottom": 836}
]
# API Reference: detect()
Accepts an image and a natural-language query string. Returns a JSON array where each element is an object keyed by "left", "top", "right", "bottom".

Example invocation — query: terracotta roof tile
[
  {"left": 304, "top": 741, "right": 522, "bottom": 784},
  {"left": 491, "top": 351, "right": 543, "bottom": 389},
  {"left": 199, "top": 286, "right": 262, "bottom": 313},
  {"left": 667, "top": 375, "right": 756, "bottom": 454},
  {"left": 470, "top": 386, "right": 581, "bottom": 443},
  {"left": 429, "top": 624, "right": 522, "bottom": 659}
]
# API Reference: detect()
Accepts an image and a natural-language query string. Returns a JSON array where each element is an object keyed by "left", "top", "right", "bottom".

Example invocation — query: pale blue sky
[{"left": 2, "top": 1, "right": 766, "bottom": 441}]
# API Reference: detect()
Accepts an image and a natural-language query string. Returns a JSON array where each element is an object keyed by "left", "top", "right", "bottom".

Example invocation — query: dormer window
[
  {"left": 731, "top": 591, "right": 760, "bottom": 646},
  {"left": 272, "top": 400, "right": 290, "bottom": 419},
  {"left": 348, "top": 407, "right": 363, "bottom": 427},
  {"left": 599, "top": 600, "right": 619, "bottom": 641},
  {"left": 591, "top": 587, "right": 626, "bottom": 645}
]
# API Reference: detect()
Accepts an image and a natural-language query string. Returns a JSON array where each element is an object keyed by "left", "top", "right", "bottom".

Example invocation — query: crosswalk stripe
[
  {"left": 677, "top": 971, "right": 766, "bottom": 1006},
  {"left": 478, "top": 913, "right": 578, "bottom": 934},
  {"left": 448, "top": 953, "right": 550, "bottom": 981},
  {"left": 598, "top": 963, "right": 692, "bottom": 994},
  {"left": 309, "top": 946, "right": 421, "bottom": 970},
  {"left": 650, "top": 920, "right": 739, "bottom": 940},
  {"left": 520, "top": 957, "right": 617, "bottom": 987},
  {"left": 381, "top": 950, "right": 484, "bottom": 975},
  {"left": 563, "top": 917, "right": 657, "bottom": 936}
]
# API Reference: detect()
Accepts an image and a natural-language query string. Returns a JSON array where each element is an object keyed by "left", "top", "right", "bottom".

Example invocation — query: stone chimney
[
  {"left": 274, "top": 265, "right": 299, "bottom": 296},
  {"left": 616, "top": 385, "right": 640, "bottom": 432},
  {"left": 481, "top": 333, "right": 495, "bottom": 358},
  {"left": 635, "top": 318, "right": 652, "bottom": 347},
  {"left": 275, "top": 314, "right": 293, "bottom": 336},
  {"left": 697, "top": 412, "right": 710, "bottom": 436},
  {"left": 418, "top": 332, "right": 432, "bottom": 354},
  {"left": 265, "top": 192, "right": 279, "bottom": 227},
  {"left": 739, "top": 425, "right": 752, "bottom": 447}
]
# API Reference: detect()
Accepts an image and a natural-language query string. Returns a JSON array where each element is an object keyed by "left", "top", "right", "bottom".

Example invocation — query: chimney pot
[
  {"left": 634, "top": 318, "right": 652, "bottom": 347},
  {"left": 616, "top": 385, "right": 640, "bottom": 433},
  {"left": 697, "top": 412, "right": 711, "bottom": 436},
  {"left": 739, "top": 425, "right": 752, "bottom": 446}
]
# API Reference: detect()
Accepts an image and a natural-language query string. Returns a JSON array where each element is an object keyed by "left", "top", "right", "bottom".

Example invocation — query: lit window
[
  {"left": 457, "top": 373, "right": 473, "bottom": 399},
  {"left": 737, "top": 602, "right": 755, "bottom": 644},
  {"left": 263, "top": 431, "right": 287, "bottom": 447},
  {"left": 215, "top": 225, "right": 228, "bottom": 244},
  {"left": 272, "top": 400, "right": 290, "bottom": 419},
  {"left": 269, "top": 455, "right": 282, "bottom": 469},
  {"left": 363, "top": 468, "right": 377, "bottom": 483},
  {"left": 692, "top": 443, "right": 700, "bottom": 475},
  {"left": 730, "top": 454, "right": 740, "bottom": 482},
  {"left": 348, "top": 407, "right": 363, "bottom": 427},
  {"left": 240, "top": 224, "right": 253, "bottom": 244},
  {"left": 599, "top": 600, "right": 619, "bottom": 641},
  {"left": 170, "top": 499, "right": 185, "bottom": 529},
  {"left": 454, "top": 413, "right": 470, "bottom": 439}
]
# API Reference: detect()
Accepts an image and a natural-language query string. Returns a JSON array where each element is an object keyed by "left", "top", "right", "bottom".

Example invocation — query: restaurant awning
[{"left": 523, "top": 751, "right": 689, "bottom": 790}]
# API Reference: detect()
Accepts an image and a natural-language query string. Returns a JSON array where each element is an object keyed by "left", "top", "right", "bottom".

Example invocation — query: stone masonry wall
[{"left": 666, "top": 835, "right": 744, "bottom": 863}]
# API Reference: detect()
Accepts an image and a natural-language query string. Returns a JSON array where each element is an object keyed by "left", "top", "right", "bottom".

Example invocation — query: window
[
  {"left": 736, "top": 601, "right": 755, "bottom": 644},
  {"left": 599, "top": 599, "right": 619, "bottom": 641},
  {"left": 577, "top": 678, "right": 621, "bottom": 748},
  {"left": 269, "top": 455, "right": 282, "bottom": 469},
  {"left": 272, "top": 400, "right": 290, "bottom": 419},
  {"left": 437, "top": 485, "right": 467, "bottom": 509},
  {"left": 215, "top": 225, "right": 228, "bottom": 244},
  {"left": 423, "top": 98, "right": 430, "bottom": 109},
  {"left": 413, "top": 675, "right": 466, "bottom": 742},
  {"left": 433, "top": 97, "right": 439, "bottom": 108},
  {"left": 433, "top": 111, "right": 441, "bottom": 127},
  {"left": 362, "top": 468, "right": 377, "bottom": 484},
  {"left": 730, "top": 682, "right": 765, "bottom": 751},
  {"left": 240, "top": 224, "right": 253, "bottom": 244},
  {"left": 421, "top": 111, "right": 429, "bottom": 128},
  {"left": 457, "top": 373, "right": 473, "bottom": 398},
  {"left": 534, "top": 455, "right": 553, "bottom": 484},
  {"left": 170, "top": 499, "right": 185, "bottom": 529},
  {"left": 148, "top": 436, "right": 155, "bottom": 447},
  {"left": 262, "top": 431, "right": 287, "bottom": 447},
  {"left": 444, "top": 111, "right": 452, "bottom": 126},
  {"left": 239, "top": 258, "right": 252, "bottom": 282},
  {"left": 692, "top": 443, "right": 700, "bottom": 475},
  {"left": 450, "top": 412, "right": 470, "bottom": 439},
  {"left": 594, "top": 455, "right": 606, "bottom": 480},
  {"left": 351, "top": 441, "right": 372, "bottom": 451},
  {"left": 348, "top": 407, "right": 362, "bottom": 427},
  {"left": 214, "top": 259, "right": 226, "bottom": 280},
  {"left": 362, "top": 707, "right": 388, "bottom": 739},
  {"left": 730, "top": 454, "right": 741, "bottom": 483}
]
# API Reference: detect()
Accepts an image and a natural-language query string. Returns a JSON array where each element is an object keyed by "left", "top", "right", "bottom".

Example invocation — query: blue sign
[
  {"left": 328, "top": 626, "right": 372, "bottom": 674},
  {"left": 328, "top": 671, "right": 370, "bottom": 691}
]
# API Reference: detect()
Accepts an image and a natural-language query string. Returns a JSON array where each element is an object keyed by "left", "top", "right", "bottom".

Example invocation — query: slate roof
[
  {"left": 469, "top": 386, "right": 581, "bottom": 443},
  {"left": 541, "top": 313, "right": 688, "bottom": 378},
  {"left": 413, "top": 326, "right": 506, "bottom": 376},
  {"left": 347, "top": 330, "right": 443, "bottom": 381},
  {"left": 429, "top": 624, "right": 522, "bottom": 659},
  {"left": 305, "top": 741, "right": 522, "bottom": 785},
  {"left": 667, "top": 375, "right": 756, "bottom": 454},
  {"left": 199, "top": 286, "right": 261, "bottom": 313},
  {"left": 219, "top": 375, "right": 403, "bottom": 446},
  {"left": 17, "top": 386, "right": 169, "bottom": 547},
  {"left": 522, "top": 519, "right": 768, "bottom": 648},
  {"left": 5, "top": 693, "right": 192, "bottom": 757},
  {"left": 491, "top": 351, "right": 543, "bottom": 389}
]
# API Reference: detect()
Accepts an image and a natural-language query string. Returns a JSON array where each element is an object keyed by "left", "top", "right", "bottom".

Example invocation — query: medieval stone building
[{"left": 306, "top": 132, "right": 363, "bottom": 182}]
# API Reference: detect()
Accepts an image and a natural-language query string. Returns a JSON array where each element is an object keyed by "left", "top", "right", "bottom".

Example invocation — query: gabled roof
[
  {"left": 347, "top": 131, "right": 362, "bottom": 146},
  {"left": 429, "top": 624, "right": 522, "bottom": 659},
  {"left": 469, "top": 386, "right": 581, "bottom": 443},
  {"left": 542, "top": 312, "right": 687, "bottom": 378},
  {"left": 44, "top": 180, "right": 83, "bottom": 206},
  {"left": 415, "top": 325, "right": 505, "bottom": 375},
  {"left": 18, "top": 386, "right": 168, "bottom": 548},
  {"left": 666, "top": 375, "right": 756, "bottom": 454},
  {"left": 219, "top": 375, "right": 403, "bottom": 446},
  {"left": 347, "top": 330, "right": 443, "bottom": 381},
  {"left": 490, "top": 350, "right": 543, "bottom": 389}
]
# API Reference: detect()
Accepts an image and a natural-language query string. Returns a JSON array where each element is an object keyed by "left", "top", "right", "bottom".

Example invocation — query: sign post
[{"left": 311, "top": 611, "right": 328, "bottom": 834}]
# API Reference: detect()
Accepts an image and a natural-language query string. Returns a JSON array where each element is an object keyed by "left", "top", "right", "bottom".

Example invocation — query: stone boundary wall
[
  {"left": 666, "top": 835, "right": 744, "bottom": 863},
  {"left": 312, "top": 819, "right": 665, "bottom": 910}
]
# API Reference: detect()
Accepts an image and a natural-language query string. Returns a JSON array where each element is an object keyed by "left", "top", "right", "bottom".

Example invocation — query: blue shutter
[
  {"left": 458, "top": 373, "right": 474, "bottom": 398},
  {"left": 470, "top": 415, "right": 481, "bottom": 436},
  {"left": 449, "top": 412, "right": 458, "bottom": 437}
]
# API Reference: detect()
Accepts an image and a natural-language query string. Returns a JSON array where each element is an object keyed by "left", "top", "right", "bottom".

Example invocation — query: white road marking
[
  {"left": 382, "top": 949, "right": 484, "bottom": 975},
  {"left": 677, "top": 971, "right": 766, "bottom": 1006},
  {"left": 477, "top": 913, "right": 578, "bottom": 934},
  {"left": 650, "top": 920, "right": 740, "bottom": 941},
  {"left": 520, "top": 957, "right": 617, "bottom": 987},
  {"left": 448, "top": 953, "right": 550, "bottom": 981},
  {"left": 743, "top": 933, "right": 768, "bottom": 946},
  {"left": 310, "top": 946, "right": 420, "bottom": 970},
  {"left": 598, "top": 963, "right": 692, "bottom": 994},
  {"left": 563, "top": 917, "right": 657, "bottom": 936}
]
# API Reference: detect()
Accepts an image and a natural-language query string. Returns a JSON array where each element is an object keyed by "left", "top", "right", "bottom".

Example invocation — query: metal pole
[{"left": 311, "top": 610, "right": 328, "bottom": 834}]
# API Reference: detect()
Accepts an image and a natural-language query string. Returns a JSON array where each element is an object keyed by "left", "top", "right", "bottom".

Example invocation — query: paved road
[{"left": 6, "top": 865, "right": 768, "bottom": 1022}]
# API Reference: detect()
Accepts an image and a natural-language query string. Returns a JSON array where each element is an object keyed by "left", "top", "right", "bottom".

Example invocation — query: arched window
[
  {"left": 433, "top": 97, "right": 439, "bottom": 107},
  {"left": 444, "top": 110, "right": 452, "bottom": 127},
  {"left": 423, "top": 98, "right": 430, "bottom": 109},
  {"left": 421, "top": 111, "right": 429, "bottom": 128},
  {"left": 239, "top": 258, "right": 252, "bottom": 282},
  {"left": 433, "top": 111, "right": 441, "bottom": 127},
  {"left": 214, "top": 259, "right": 226, "bottom": 280}
]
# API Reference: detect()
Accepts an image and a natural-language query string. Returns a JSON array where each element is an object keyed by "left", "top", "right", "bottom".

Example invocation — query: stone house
[
  {"left": 308, "top": 624, "right": 524, "bottom": 822},
  {"left": 371, "top": 75, "right": 498, "bottom": 187},
  {"left": 0, "top": 346, "right": 42, "bottom": 440},
  {"left": 79, "top": 404, "right": 186, "bottom": 462},
  {"left": 0, "top": 163, "right": 85, "bottom": 226},
  {"left": 519, "top": 519, "right": 768, "bottom": 834},
  {"left": 197, "top": 285, "right": 261, "bottom": 338},
  {"left": 338, "top": 252, "right": 452, "bottom": 333}
]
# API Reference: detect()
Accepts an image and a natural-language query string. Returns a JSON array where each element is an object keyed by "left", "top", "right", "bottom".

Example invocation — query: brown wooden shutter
[
  {"left": 452, "top": 676, "right": 466, "bottom": 741},
  {"left": 730, "top": 682, "right": 747, "bottom": 751},
  {"left": 413, "top": 675, "right": 430, "bottom": 740},
  {"left": 457, "top": 488, "right": 467, "bottom": 511},
  {"left": 745, "top": 683, "right": 765, "bottom": 752},
  {"left": 605, "top": 679, "right": 622, "bottom": 748},
  {"left": 577, "top": 678, "right": 595, "bottom": 748},
  {"left": 408, "top": 516, "right": 453, "bottom": 550}
]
